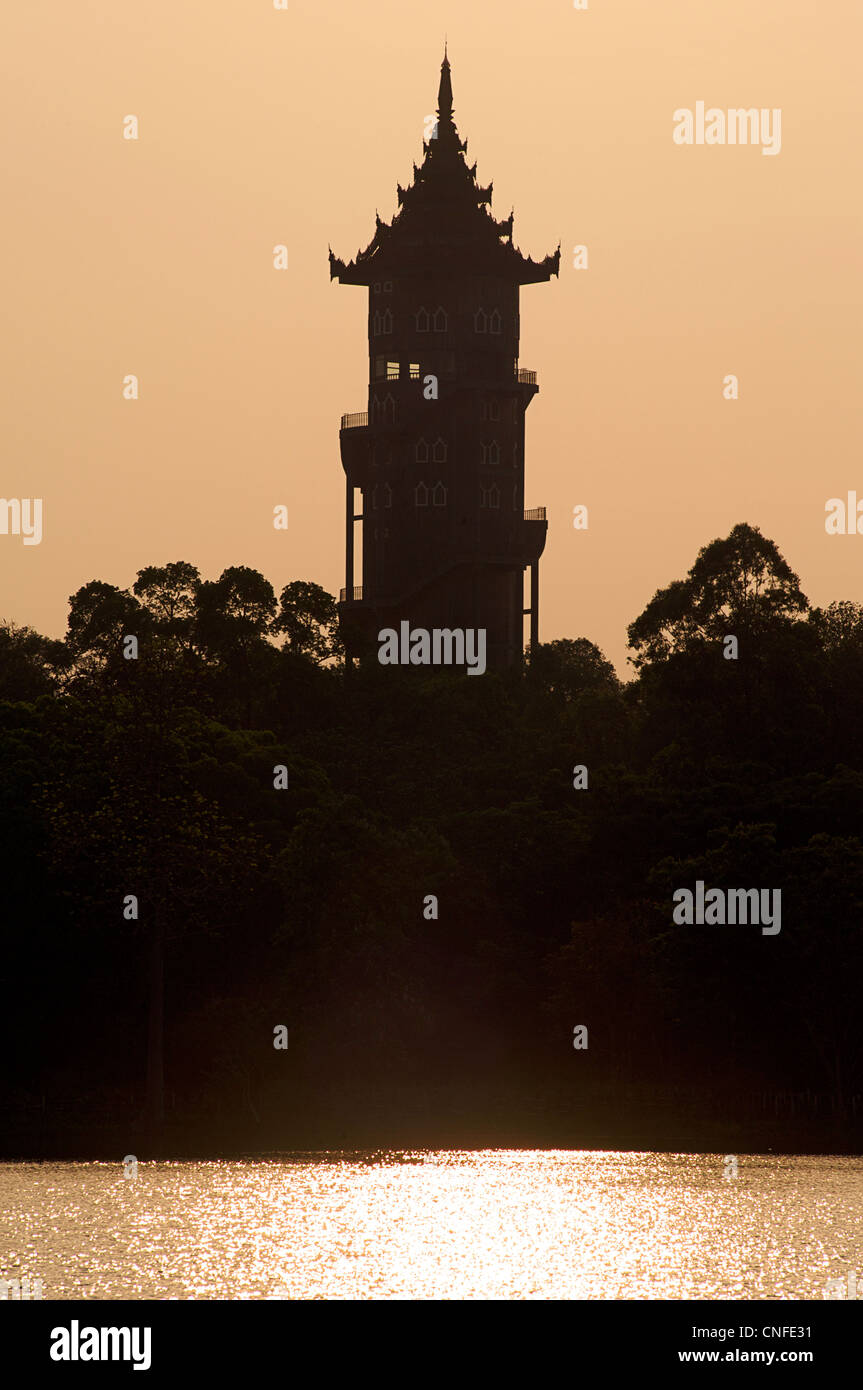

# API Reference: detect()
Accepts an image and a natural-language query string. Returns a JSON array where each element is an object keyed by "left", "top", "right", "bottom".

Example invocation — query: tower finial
[{"left": 438, "top": 43, "right": 454, "bottom": 124}]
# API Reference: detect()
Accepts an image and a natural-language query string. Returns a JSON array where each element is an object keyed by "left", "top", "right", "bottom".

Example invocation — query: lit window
[
  {"left": 386, "top": 361, "right": 399, "bottom": 381},
  {"left": 409, "top": 362, "right": 420, "bottom": 380}
]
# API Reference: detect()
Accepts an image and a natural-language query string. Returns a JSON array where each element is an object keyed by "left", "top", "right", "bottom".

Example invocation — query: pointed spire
[{"left": 437, "top": 44, "right": 453, "bottom": 125}]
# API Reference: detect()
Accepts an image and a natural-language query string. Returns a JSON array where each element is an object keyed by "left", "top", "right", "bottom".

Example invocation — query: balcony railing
[
  {"left": 339, "top": 585, "right": 363, "bottom": 602},
  {"left": 524, "top": 507, "right": 546, "bottom": 521},
  {"left": 340, "top": 412, "right": 368, "bottom": 430},
  {"left": 517, "top": 368, "right": 537, "bottom": 385}
]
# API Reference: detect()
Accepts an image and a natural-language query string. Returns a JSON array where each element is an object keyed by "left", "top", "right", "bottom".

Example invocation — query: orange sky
[{"left": 2, "top": 0, "right": 861, "bottom": 673}]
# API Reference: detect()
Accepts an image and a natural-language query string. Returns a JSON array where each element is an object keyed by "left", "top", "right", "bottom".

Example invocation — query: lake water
[{"left": 2, "top": 1151, "right": 861, "bottom": 1300}]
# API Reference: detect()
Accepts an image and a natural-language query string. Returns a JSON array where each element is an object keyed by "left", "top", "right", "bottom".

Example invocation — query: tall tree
[
  {"left": 628, "top": 523, "right": 809, "bottom": 668},
  {"left": 272, "top": 580, "right": 342, "bottom": 664}
]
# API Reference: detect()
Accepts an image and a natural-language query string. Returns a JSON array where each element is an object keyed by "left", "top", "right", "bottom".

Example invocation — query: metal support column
[{"left": 530, "top": 559, "right": 539, "bottom": 652}]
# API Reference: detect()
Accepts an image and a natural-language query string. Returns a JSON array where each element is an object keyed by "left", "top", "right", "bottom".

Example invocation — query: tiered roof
[{"left": 329, "top": 49, "right": 560, "bottom": 286}]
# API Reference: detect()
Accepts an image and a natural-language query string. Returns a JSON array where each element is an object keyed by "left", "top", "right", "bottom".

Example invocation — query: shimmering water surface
[{"left": 2, "top": 1152, "right": 861, "bottom": 1300}]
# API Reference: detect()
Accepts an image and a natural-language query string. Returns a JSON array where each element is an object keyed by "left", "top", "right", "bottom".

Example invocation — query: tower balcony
[
  {"left": 515, "top": 366, "right": 539, "bottom": 405},
  {"left": 522, "top": 506, "right": 548, "bottom": 563},
  {"left": 339, "top": 413, "right": 372, "bottom": 483},
  {"left": 339, "top": 585, "right": 364, "bottom": 603}
]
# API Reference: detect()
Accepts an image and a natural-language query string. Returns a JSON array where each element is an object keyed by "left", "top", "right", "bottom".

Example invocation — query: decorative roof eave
[
  {"left": 512, "top": 246, "right": 561, "bottom": 283},
  {"left": 329, "top": 249, "right": 385, "bottom": 284},
  {"left": 331, "top": 242, "right": 561, "bottom": 286}
]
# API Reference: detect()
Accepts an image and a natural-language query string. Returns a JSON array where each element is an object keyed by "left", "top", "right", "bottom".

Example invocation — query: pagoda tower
[{"left": 330, "top": 49, "right": 559, "bottom": 670}]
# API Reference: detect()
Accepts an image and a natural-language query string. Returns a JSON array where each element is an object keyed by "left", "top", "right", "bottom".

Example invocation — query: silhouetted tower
[{"left": 330, "top": 49, "right": 559, "bottom": 669}]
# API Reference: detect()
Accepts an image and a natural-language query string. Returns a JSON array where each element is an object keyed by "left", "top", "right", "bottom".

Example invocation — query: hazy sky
[{"left": 2, "top": 0, "right": 860, "bottom": 673}]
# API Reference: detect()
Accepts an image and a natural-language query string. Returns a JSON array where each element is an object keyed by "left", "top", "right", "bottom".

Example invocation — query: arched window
[
  {"left": 489, "top": 398, "right": 500, "bottom": 421},
  {"left": 415, "top": 482, "right": 429, "bottom": 507},
  {"left": 433, "top": 306, "right": 447, "bottom": 332},
  {"left": 432, "top": 482, "right": 447, "bottom": 507},
  {"left": 432, "top": 437, "right": 447, "bottom": 463},
  {"left": 489, "top": 309, "right": 502, "bottom": 335},
  {"left": 383, "top": 393, "right": 396, "bottom": 424},
  {"left": 480, "top": 483, "right": 501, "bottom": 509},
  {"left": 383, "top": 483, "right": 393, "bottom": 509},
  {"left": 372, "top": 311, "right": 381, "bottom": 336},
  {"left": 474, "top": 309, "right": 488, "bottom": 333},
  {"left": 371, "top": 485, "right": 378, "bottom": 510},
  {"left": 415, "top": 438, "right": 429, "bottom": 463},
  {"left": 416, "top": 308, "right": 430, "bottom": 332},
  {"left": 481, "top": 440, "right": 500, "bottom": 465},
  {"left": 381, "top": 308, "right": 393, "bottom": 334}
]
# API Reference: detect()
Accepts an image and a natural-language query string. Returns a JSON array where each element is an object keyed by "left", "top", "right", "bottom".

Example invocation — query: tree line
[{"left": 2, "top": 525, "right": 862, "bottom": 1153}]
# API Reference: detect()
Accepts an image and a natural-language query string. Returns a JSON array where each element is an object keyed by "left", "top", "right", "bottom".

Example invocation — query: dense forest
[{"left": 3, "top": 522, "right": 862, "bottom": 1156}]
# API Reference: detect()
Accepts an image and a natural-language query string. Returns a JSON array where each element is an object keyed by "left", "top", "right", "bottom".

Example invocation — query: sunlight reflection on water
[{"left": 2, "top": 1151, "right": 861, "bottom": 1299}]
